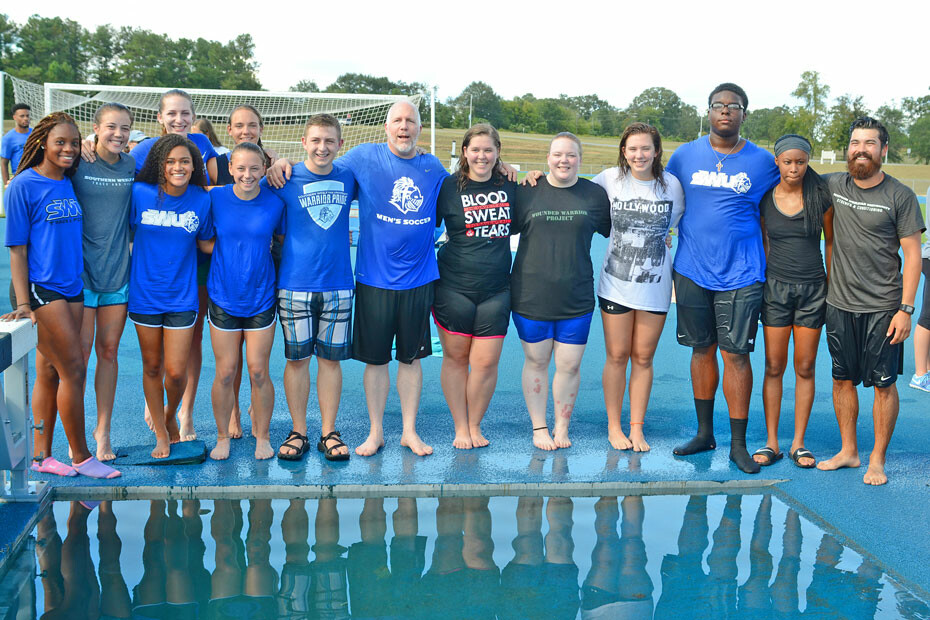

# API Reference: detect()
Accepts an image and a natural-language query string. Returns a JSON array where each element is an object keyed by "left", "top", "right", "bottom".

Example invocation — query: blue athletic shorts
[
  {"left": 83, "top": 283, "right": 129, "bottom": 309},
  {"left": 511, "top": 311, "right": 593, "bottom": 345}
]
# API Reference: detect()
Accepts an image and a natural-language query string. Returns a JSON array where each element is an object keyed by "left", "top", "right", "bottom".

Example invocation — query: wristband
[{"left": 16, "top": 303, "right": 29, "bottom": 308}]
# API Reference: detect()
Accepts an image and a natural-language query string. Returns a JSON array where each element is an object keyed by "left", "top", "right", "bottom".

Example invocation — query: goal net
[{"left": 7, "top": 75, "right": 422, "bottom": 162}]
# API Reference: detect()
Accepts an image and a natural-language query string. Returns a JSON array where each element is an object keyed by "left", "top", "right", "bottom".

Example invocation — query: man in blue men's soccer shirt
[{"left": 665, "top": 83, "right": 779, "bottom": 475}]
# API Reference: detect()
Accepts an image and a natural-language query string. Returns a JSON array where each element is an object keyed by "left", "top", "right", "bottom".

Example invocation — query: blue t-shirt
[
  {"left": 207, "top": 185, "right": 285, "bottom": 316},
  {"left": 4, "top": 168, "right": 83, "bottom": 296},
  {"left": 1, "top": 128, "right": 32, "bottom": 176},
  {"left": 128, "top": 183, "right": 212, "bottom": 314},
  {"left": 129, "top": 133, "right": 218, "bottom": 175},
  {"left": 666, "top": 136, "right": 779, "bottom": 290},
  {"left": 264, "top": 162, "right": 356, "bottom": 292},
  {"left": 339, "top": 143, "right": 448, "bottom": 289}
]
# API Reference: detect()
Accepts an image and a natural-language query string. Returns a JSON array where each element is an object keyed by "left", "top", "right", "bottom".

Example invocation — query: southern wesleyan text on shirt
[{"left": 462, "top": 189, "right": 511, "bottom": 238}]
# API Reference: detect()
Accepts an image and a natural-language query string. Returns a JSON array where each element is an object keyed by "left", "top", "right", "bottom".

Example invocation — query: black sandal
[
  {"left": 318, "top": 431, "right": 350, "bottom": 461},
  {"left": 277, "top": 430, "right": 309, "bottom": 461}
]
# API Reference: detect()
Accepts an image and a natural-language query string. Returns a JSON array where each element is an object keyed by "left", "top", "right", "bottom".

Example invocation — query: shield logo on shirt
[{"left": 301, "top": 180, "right": 346, "bottom": 230}]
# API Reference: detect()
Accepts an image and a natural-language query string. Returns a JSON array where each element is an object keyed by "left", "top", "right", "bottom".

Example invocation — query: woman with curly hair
[
  {"left": 129, "top": 134, "right": 214, "bottom": 459},
  {"left": 3, "top": 112, "right": 120, "bottom": 478}
]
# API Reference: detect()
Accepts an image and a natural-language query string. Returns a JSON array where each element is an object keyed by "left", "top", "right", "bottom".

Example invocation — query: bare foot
[
  {"left": 151, "top": 436, "right": 171, "bottom": 459},
  {"left": 629, "top": 426, "right": 650, "bottom": 452},
  {"left": 254, "top": 438, "right": 274, "bottom": 460},
  {"left": 863, "top": 461, "right": 887, "bottom": 485},
  {"left": 401, "top": 432, "right": 433, "bottom": 456},
  {"left": 144, "top": 404, "right": 154, "bottom": 432},
  {"left": 210, "top": 437, "right": 230, "bottom": 460},
  {"left": 816, "top": 452, "right": 861, "bottom": 471},
  {"left": 470, "top": 427, "right": 489, "bottom": 448},
  {"left": 228, "top": 410, "right": 243, "bottom": 439},
  {"left": 552, "top": 420, "right": 572, "bottom": 449},
  {"left": 608, "top": 428, "right": 633, "bottom": 450},
  {"left": 452, "top": 433, "right": 473, "bottom": 450},
  {"left": 178, "top": 410, "right": 197, "bottom": 442},
  {"left": 533, "top": 428, "right": 557, "bottom": 451},
  {"left": 93, "top": 428, "right": 116, "bottom": 462},
  {"left": 165, "top": 415, "right": 181, "bottom": 444},
  {"left": 355, "top": 432, "right": 385, "bottom": 457}
]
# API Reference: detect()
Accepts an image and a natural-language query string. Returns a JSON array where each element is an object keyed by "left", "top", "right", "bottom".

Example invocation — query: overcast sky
[{"left": 6, "top": 0, "right": 927, "bottom": 113}]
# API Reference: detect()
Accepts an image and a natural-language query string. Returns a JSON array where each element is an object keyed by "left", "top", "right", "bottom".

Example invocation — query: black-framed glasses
[{"left": 709, "top": 102, "right": 744, "bottom": 111}]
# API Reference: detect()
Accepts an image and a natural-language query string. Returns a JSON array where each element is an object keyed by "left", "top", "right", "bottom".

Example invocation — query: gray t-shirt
[
  {"left": 826, "top": 172, "right": 924, "bottom": 312},
  {"left": 71, "top": 153, "right": 135, "bottom": 292}
]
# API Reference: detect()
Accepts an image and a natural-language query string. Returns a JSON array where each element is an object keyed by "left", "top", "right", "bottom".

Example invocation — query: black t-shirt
[
  {"left": 760, "top": 188, "right": 832, "bottom": 283},
  {"left": 436, "top": 175, "right": 516, "bottom": 293},
  {"left": 511, "top": 177, "right": 611, "bottom": 320},
  {"left": 214, "top": 152, "right": 233, "bottom": 185}
]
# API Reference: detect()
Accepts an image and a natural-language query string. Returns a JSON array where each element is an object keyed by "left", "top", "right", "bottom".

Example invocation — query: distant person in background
[
  {"left": 753, "top": 134, "right": 833, "bottom": 469},
  {"left": 817, "top": 117, "right": 924, "bottom": 486},
  {"left": 434, "top": 124, "right": 515, "bottom": 449},
  {"left": 126, "top": 129, "right": 148, "bottom": 152},
  {"left": 1, "top": 103, "right": 32, "bottom": 186},
  {"left": 593, "top": 122, "right": 684, "bottom": 453},
  {"left": 511, "top": 132, "right": 610, "bottom": 451},
  {"left": 73, "top": 103, "right": 137, "bottom": 463},
  {"left": 666, "top": 82, "right": 779, "bottom": 474},
  {"left": 192, "top": 118, "right": 230, "bottom": 157},
  {"left": 909, "top": 185, "right": 930, "bottom": 392},
  {"left": 3, "top": 112, "right": 120, "bottom": 479}
]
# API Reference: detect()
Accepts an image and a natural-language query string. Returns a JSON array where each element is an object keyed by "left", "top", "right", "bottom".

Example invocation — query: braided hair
[
  {"left": 16, "top": 112, "right": 81, "bottom": 177},
  {"left": 136, "top": 134, "right": 208, "bottom": 190}
]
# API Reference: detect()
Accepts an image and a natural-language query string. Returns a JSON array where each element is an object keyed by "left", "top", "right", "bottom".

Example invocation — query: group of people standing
[{"left": 2, "top": 81, "right": 924, "bottom": 487}]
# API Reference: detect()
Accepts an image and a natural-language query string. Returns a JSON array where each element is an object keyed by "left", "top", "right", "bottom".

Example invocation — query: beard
[{"left": 847, "top": 150, "right": 881, "bottom": 180}]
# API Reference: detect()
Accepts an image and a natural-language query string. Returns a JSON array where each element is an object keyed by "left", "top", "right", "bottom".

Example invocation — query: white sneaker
[{"left": 908, "top": 373, "right": 930, "bottom": 392}]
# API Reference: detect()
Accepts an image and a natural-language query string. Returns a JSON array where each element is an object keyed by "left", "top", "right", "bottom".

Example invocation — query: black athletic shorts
[
  {"left": 598, "top": 295, "right": 666, "bottom": 316},
  {"left": 353, "top": 282, "right": 433, "bottom": 365},
  {"left": 432, "top": 285, "right": 509, "bottom": 338},
  {"left": 761, "top": 278, "right": 827, "bottom": 329},
  {"left": 825, "top": 304, "right": 903, "bottom": 388},
  {"left": 28, "top": 283, "right": 83, "bottom": 311},
  {"left": 128, "top": 310, "right": 198, "bottom": 329},
  {"left": 673, "top": 271, "right": 762, "bottom": 354},
  {"left": 919, "top": 258, "right": 930, "bottom": 331},
  {"left": 207, "top": 299, "right": 276, "bottom": 332}
]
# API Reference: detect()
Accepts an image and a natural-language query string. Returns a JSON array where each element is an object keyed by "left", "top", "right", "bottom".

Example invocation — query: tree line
[{"left": 2, "top": 14, "right": 929, "bottom": 163}]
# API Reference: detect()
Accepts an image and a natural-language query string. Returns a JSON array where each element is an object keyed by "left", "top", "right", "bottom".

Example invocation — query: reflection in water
[{"left": 15, "top": 494, "right": 930, "bottom": 619}]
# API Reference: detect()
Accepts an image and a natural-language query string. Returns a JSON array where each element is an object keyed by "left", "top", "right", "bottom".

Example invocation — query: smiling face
[
  {"left": 708, "top": 90, "right": 745, "bottom": 139},
  {"left": 622, "top": 132, "right": 658, "bottom": 180},
  {"left": 93, "top": 109, "right": 132, "bottom": 158},
  {"left": 157, "top": 95, "right": 194, "bottom": 136},
  {"left": 228, "top": 108, "right": 262, "bottom": 145},
  {"left": 163, "top": 144, "right": 194, "bottom": 195},
  {"left": 302, "top": 124, "right": 342, "bottom": 174},
  {"left": 230, "top": 149, "right": 265, "bottom": 195},
  {"left": 464, "top": 134, "right": 499, "bottom": 182},
  {"left": 775, "top": 148, "right": 809, "bottom": 187},
  {"left": 42, "top": 123, "right": 81, "bottom": 175},
  {"left": 847, "top": 128, "right": 886, "bottom": 180},
  {"left": 385, "top": 102, "right": 421, "bottom": 158},
  {"left": 547, "top": 136, "right": 581, "bottom": 186}
]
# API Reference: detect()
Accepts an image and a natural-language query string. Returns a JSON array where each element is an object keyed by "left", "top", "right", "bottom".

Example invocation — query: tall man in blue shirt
[
  {"left": 1, "top": 103, "right": 32, "bottom": 186},
  {"left": 666, "top": 83, "right": 779, "bottom": 474}
]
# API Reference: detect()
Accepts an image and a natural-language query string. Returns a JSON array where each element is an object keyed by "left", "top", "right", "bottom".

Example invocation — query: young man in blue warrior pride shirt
[
  {"left": 1, "top": 103, "right": 32, "bottom": 186},
  {"left": 268, "top": 101, "right": 448, "bottom": 457},
  {"left": 666, "top": 83, "right": 779, "bottom": 474},
  {"left": 264, "top": 114, "right": 357, "bottom": 462}
]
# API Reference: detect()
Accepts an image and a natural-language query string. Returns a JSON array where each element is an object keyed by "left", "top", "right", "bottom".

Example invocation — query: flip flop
[
  {"left": 277, "top": 430, "right": 310, "bottom": 461},
  {"left": 318, "top": 431, "right": 350, "bottom": 462},
  {"left": 790, "top": 448, "right": 816, "bottom": 469},
  {"left": 752, "top": 447, "right": 784, "bottom": 466}
]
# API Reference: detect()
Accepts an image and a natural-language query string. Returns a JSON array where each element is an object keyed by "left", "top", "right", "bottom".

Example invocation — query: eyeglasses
[{"left": 709, "top": 103, "right": 744, "bottom": 111}]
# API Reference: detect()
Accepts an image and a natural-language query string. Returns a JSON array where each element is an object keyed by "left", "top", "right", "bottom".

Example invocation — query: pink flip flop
[
  {"left": 31, "top": 457, "right": 78, "bottom": 477},
  {"left": 73, "top": 456, "right": 121, "bottom": 479}
]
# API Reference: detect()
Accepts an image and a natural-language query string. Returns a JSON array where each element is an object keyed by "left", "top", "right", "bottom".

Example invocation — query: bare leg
[
  {"left": 465, "top": 337, "right": 503, "bottom": 447},
  {"left": 317, "top": 358, "right": 348, "bottom": 457},
  {"left": 601, "top": 310, "right": 633, "bottom": 450},
  {"left": 136, "top": 325, "right": 171, "bottom": 458},
  {"left": 864, "top": 384, "right": 898, "bottom": 485},
  {"left": 817, "top": 379, "right": 861, "bottom": 471},
  {"left": 229, "top": 334, "right": 244, "bottom": 438},
  {"left": 280, "top": 357, "right": 310, "bottom": 456},
  {"left": 398, "top": 359, "right": 431, "bottom": 455},
  {"left": 790, "top": 325, "right": 822, "bottom": 464},
  {"left": 627, "top": 310, "right": 666, "bottom": 452},
  {"left": 244, "top": 325, "right": 276, "bottom": 459},
  {"left": 32, "top": 349, "right": 59, "bottom": 460},
  {"left": 91, "top": 304, "right": 127, "bottom": 460},
  {"left": 209, "top": 324, "right": 240, "bottom": 460},
  {"left": 356, "top": 363, "right": 388, "bottom": 456},
  {"left": 552, "top": 342, "right": 586, "bottom": 448},
  {"left": 178, "top": 286, "right": 207, "bottom": 441},
  {"left": 521, "top": 338, "right": 556, "bottom": 450},
  {"left": 438, "top": 329, "right": 473, "bottom": 449},
  {"left": 914, "top": 324, "right": 930, "bottom": 376},
  {"left": 758, "top": 325, "right": 790, "bottom": 462}
]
